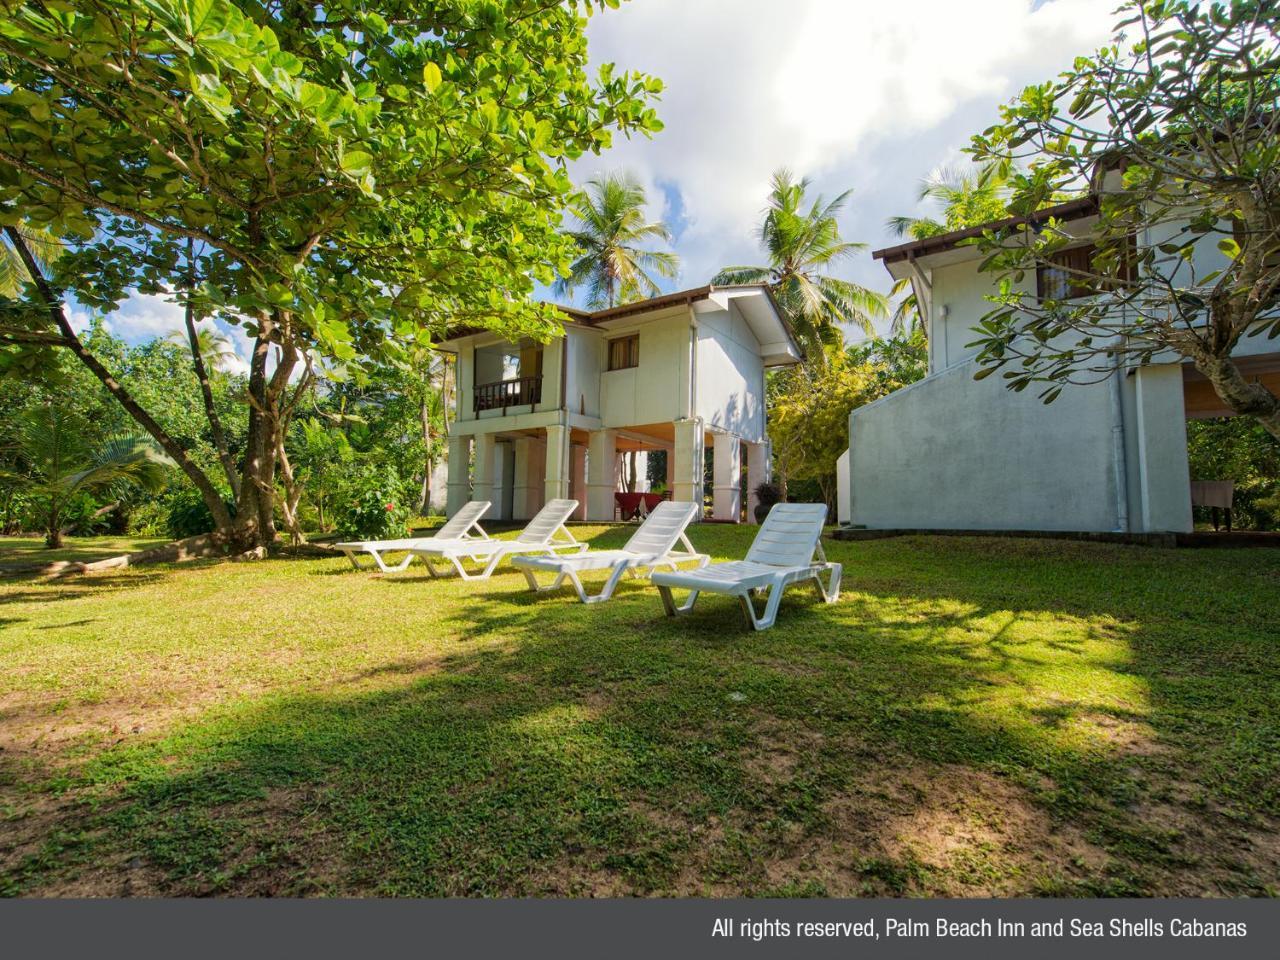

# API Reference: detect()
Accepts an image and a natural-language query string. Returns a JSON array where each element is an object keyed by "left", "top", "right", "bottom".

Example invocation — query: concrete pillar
[
  {"left": 472, "top": 433, "right": 496, "bottom": 509},
  {"left": 671, "top": 417, "right": 705, "bottom": 512},
  {"left": 445, "top": 434, "right": 472, "bottom": 517},
  {"left": 512, "top": 437, "right": 536, "bottom": 520},
  {"left": 745, "top": 440, "right": 771, "bottom": 523},
  {"left": 711, "top": 432, "right": 742, "bottom": 522},
  {"left": 490, "top": 440, "right": 514, "bottom": 520},
  {"left": 586, "top": 428, "right": 617, "bottom": 521},
  {"left": 1134, "top": 364, "right": 1193, "bottom": 533},
  {"left": 665, "top": 447, "right": 675, "bottom": 488},
  {"left": 569, "top": 443, "right": 588, "bottom": 520},
  {"left": 544, "top": 423, "right": 571, "bottom": 504}
]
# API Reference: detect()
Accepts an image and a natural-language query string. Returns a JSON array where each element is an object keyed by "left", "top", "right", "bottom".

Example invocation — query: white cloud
[
  {"left": 92, "top": 291, "right": 253, "bottom": 374},
  {"left": 582, "top": 0, "right": 1118, "bottom": 331}
]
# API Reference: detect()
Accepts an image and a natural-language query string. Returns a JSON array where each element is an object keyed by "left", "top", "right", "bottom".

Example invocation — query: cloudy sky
[
  {"left": 572, "top": 0, "right": 1119, "bottom": 335},
  {"left": 93, "top": 0, "right": 1118, "bottom": 361}
]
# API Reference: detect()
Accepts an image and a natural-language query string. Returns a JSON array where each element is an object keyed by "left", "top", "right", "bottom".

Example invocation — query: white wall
[
  {"left": 564, "top": 329, "right": 602, "bottom": 419},
  {"left": 695, "top": 304, "right": 766, "bottom": 443},
  {"left": 599, "top": 310, "right": 692, "bottom": 428},
  {"left": 850, "top": 359, "right": 1128, "bottom": 532},
  {"left": 929, "top": 258, "right": 1036, "bottom": 372}
]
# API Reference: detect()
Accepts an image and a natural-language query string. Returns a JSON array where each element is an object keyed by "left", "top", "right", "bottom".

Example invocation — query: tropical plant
[
  {"left": 7, "top": 405, "right": 169, "bottom": 548},
  {"left": 715, "top": 169, "right": 887, "bottom": 360},
  {"left": 555, "top": 171, "right": 679, "bottom": 308},
  {"left": 886, "top": 163, "right": 1012, "bottom": 242},
  {"left": 0, "top": 1, "right": 662, "bottom": 552},
  {"left": 966, "top": 0, "right": 1280, "bottom": 439},
  {"left": 165, "top": 325, "right": 237, "bottom": 376},
  {"left": 884, "top": 164, "right": 1014, "bottom": 338},
  {"left": 0, "top": 221, "right": 60, "bottom": 298}
]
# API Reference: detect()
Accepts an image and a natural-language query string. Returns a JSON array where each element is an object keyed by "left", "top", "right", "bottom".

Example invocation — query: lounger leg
[
  {"left": 387, "top": 552, "right": 416, "bottom": 573},
  {"left": 739, "top": 580, "right": 785, "bottom": 630},
  {"left": 422, "top": 557, "right": 442, "bottom": 578},
  {"left": 658, "top": 584, "right": 700, "bottom": 617},
  {"left": 583, "top": 563, "right": 630, "bottom": 605},
  {"left": 343, "top": 550, "right": 366, "bottom": 571},
  {"left": 812, "top": 563, "right": 842, "bottom": 603}
]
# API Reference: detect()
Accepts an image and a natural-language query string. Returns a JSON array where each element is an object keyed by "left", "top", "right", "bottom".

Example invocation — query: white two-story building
[
  {"left": 437, "top": 284, "right": 801, "bottom": 523},
  {"left": 846, "top": 173, "right": 1280, "bottom": 535}
]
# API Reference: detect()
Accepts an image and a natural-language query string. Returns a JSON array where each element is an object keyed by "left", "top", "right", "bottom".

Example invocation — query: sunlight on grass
[{"left": 1, "top": 527, "right": 1277, "bottom": 897}]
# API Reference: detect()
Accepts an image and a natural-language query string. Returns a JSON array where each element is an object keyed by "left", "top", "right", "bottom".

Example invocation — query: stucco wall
[
  {"left": 599, "top": 311, "right": 691, "bottom": 428},
  {"left": 848, "top": 358, "right": 1127, "bottom": 532},
  {"left": 929, "top": 258, "right": 1037, "bottom": 372},
  {"left": 695, "top": 304, "right": 766, "bottom": 443}
]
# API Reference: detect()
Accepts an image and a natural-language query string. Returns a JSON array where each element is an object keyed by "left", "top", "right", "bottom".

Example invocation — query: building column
[
  {"left": 570, "top": 442, "right": 588, "bottom": 520},
  {"left": 512, "top": 437, "right": 536, "bottom": 521},
  {"left": 490, "top": 440, "right": 514, "bottom": 520},
  {"left": 586, "top": 428, "right": 617, "bottom": 521},
  {"left": 671, "top": 417, "right": 705, "bottom": 512},
  {"left": 711, "top": 432, "right": 742, "bottom": 522},
  {"left": 745, "top": 440, "right": 771, "bottom": 523},
  {"left": 445, "top": 434, "right": 472, "bottom": 517},
  {"left": 544, "top": 423, "right": 571, "bottom": 504},
  {"left": 472, "top": 433, "right": 496, "bottom": 509},
  {"left": 1134, "top": 364, "right": 1193, "bottom": 533}
]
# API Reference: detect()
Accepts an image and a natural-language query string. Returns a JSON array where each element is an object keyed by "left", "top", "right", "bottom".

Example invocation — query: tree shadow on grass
[{"left": 3, "top": 537, "right": 1278, "bottom": 898}]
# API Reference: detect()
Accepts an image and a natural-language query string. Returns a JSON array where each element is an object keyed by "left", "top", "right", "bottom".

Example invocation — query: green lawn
[{"left": 0, "top": 527, "right": 1276, "bottom": 897}]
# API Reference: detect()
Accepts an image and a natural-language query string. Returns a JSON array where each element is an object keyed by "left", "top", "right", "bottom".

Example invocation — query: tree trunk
[
  {"left": 4, "top": 226, "right": 236, "bottom": 540},
  {"left": 1195, "top": 353, "right": 1280, "bottom": 440},
  {"left": 182, "top": 243, "right": 241, "bottom": 498}
]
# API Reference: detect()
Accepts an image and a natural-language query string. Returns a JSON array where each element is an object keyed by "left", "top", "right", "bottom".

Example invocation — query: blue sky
[{"left": 85, "top": 0, "right": 1119, "bottom": 363}]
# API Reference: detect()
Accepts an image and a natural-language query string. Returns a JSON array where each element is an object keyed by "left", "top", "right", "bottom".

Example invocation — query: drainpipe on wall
[{"left": 1110, "top": 335, "right": 1131, "bottom": 533}]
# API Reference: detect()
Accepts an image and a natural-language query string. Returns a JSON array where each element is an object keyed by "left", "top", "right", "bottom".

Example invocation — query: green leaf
[{"left": 423, "top": 62, "right": 442, "bottom": 92}]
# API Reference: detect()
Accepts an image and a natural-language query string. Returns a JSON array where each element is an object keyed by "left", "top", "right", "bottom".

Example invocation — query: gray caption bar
[{"left": 1, "top": 898, "right": 1276, "bottom": 960}]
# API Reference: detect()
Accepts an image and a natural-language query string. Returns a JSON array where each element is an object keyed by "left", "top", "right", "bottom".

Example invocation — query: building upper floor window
[
  {"left": 1037, "top": 241, "right": 1136, "bottom": 301},
  {"left": 607, "top": 334, "right": 639, "bottom": 371}
]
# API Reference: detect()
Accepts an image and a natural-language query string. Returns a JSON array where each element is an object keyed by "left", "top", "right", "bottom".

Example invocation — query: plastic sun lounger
[
  {"left": 406, "top": 498, "right": 586, "bottom": 580},
  {"left": 336, "top": 500, "right": 491, "bottom": 573},
  {"left": 512, "top": 500, "right": 709, "bottom": 604},
  {"left": 649, "top": 502, "right": 841, "bottom": 631}
]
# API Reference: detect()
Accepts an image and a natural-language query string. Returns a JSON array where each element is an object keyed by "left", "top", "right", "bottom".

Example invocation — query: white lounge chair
[
  {"left": 512, "top": 500, "right": 708, "bottom": 604},
  {"left": 407, "top": 498, "right": 585, "bottom": 580},
  {"left": 336, "top": 500, "right": 491, "bottom": 573},
  {"left": 650, "top": 502, "right": 840, "bottom": 631}
]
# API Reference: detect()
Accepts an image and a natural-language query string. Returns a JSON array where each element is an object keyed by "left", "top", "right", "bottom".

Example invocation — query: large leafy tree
[
  {"left": 554, "top": 171, "right": 679, "bottom": 308},
  {"left": 0, "top": 0, "right": 662, "bottom": 552},
  {"left": 715, "top": 169, "right": 886, "bottom": 360},
  {"left": 967, "top": 0, "right": 1280, "bottom": 439}
]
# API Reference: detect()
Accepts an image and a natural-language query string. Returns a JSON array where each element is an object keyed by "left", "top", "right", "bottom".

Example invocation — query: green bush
[
  {"left": 165, "top": 486, "right": 232, "bottom": 539},
  {"left": 335, "top": 466, "right": 412, "bottom": 540}
]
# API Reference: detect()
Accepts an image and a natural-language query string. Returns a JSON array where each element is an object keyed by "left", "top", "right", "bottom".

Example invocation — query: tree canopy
[
  {"left": 554, "top": 170, "right": 679, "bottom": 308},
  {"left": 714, "top": 169, "right": 886, "bottom": 360},
  {"left": 0, "top": 0, "right": 663, "bottom": 549},
  {"left": 966, "top": 0, "right": 1280, "bottom": 438}
]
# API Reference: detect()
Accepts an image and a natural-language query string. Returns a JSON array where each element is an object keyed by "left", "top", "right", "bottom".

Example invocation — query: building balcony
[{"left": 473, "top": 375, "right": 543, "bottom": 413}]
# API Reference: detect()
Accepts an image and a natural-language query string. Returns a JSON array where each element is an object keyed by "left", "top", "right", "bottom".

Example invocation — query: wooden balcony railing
[{"left": 473, "top": 375, "right": 542, "bottom": 413}]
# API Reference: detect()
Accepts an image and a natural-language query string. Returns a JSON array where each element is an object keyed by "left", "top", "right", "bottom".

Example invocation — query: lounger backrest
[
  {"left": 622, "top": 500, "right": 699, "bottom": 557},
  {"left": 745, "top": 502, "right": 829, "bottom": 569},
  {"left": 515, "top": 499, "right": 579, "bottom": 543},
  {"left": 434, "top": 500, "right": 491, "bottom": 540}
]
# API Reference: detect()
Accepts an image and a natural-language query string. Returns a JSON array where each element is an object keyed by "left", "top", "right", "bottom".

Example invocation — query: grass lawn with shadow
[{"left": 0, "top": 526, "right": 1276, "bottom": 897}]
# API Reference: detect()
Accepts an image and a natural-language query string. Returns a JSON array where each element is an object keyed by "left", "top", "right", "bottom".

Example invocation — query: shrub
[
  {"left": 335, "top": 466, "right": 412, "bottom": 540},
  {"left": 165, "top": 486, "right": 232, "bottom": 539}
]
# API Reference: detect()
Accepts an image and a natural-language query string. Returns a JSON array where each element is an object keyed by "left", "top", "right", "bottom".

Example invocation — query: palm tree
[
  {"left": 555, "top": 171, "right": 680, "bottom": 308},
  {"left": 714, "top": 169, "right": 886, "bottom": 360},
  {"left": 885, "top": 162, "right": 1012, "bottom": 242},
  {"left": 884, "top": 163, "right": 1013, "bottom": 337},
  {"left": 166, "top": 324, "right": 237, "bottom": 374},
  {"left": 6, "top": 405, "right": 170, "bottom": 548},
  {"left": 0, "top": 222, "right": 61, "bottom": 297}
]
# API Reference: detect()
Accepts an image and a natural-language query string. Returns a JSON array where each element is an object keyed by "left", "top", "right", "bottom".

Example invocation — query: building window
[
  {"left": 607, "top": 334, "right": 639, "bottom": 371},
  {"left": 1037, "top": 241, "right": 1136, "bottom": 301}
]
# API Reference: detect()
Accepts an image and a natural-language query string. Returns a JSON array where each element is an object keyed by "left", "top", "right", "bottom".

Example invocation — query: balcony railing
[{"left": 473, "top": 375, "right": 542, "bottom": 413}]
